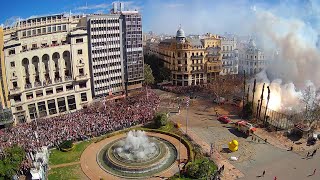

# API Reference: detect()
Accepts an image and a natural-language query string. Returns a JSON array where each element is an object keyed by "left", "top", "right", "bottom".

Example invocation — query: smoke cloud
[{"left": 143, "top": 0, "right": 320, "bottom": 112}]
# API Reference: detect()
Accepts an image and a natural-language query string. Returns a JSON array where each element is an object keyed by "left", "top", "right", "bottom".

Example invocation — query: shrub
[
  {"left": 154, "top": 113, "right": 168, "bottom": 128},
  {"left": 59, "top": 140, "right": 74, "bottom": 152},
  {"left": 186, "top": 162, "right": 199, "bottom": 178}
]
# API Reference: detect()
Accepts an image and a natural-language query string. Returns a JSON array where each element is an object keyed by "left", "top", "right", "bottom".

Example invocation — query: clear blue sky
[{"left": 0, "top": 0, "right": 318, "bottom": 34}]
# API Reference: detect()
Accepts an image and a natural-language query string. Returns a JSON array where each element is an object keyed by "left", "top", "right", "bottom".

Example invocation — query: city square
[{"left": 1, "top": 1, "right": 320, "bottom": 180}]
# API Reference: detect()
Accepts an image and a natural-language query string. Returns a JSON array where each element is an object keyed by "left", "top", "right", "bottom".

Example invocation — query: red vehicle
[{"left": 218, "top": 116, "right": 231, "bottom": 124}]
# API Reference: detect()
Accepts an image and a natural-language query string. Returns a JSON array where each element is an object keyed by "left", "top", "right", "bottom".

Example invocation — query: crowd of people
[{"left": 0, "top": 89, "right": 160, "bottom": 157}]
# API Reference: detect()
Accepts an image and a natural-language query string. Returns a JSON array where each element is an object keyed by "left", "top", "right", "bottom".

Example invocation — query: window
[
  {"left": 46, "top": 89, "right": 53, "bottom": 95},
  {"left": 16, "top": 106, "right": 23, "bottom": 111},
  {"left": 79, "top": 68, "right": 84, "bottom": 75},
  {"left": 22, "top": 31, "right": 26, "bottom": 37},
  {"left": 58, "top": 97, "right": 66, "bottom": 113},
  {"left": 57, "top": 25, "right": 61, "bottom": 31},
  {"left": 28, "top": 104, "right": 37, "bottom": 119},
  {"left": 38, "top": 101, "right": 47, "bottom": 117},
  {"left": 42, "top": 27, "right": 46, "bottom": 34},
  {"left": 10, "top": 62, "right": 15, "bottom": 67},
  {"left": 66, "top": 84, "right": 73, "bottom": 91},
  {"left": 27, "top": 30, "right": 31, "bottom": 36},
  {"left": 79, "top": 82, "right": 86, "bottom": 88},
  {"left": 67, "top": 95, "right": 76, "bottom": 110},
  {"left": 9, "top": 49, "right": 15, "bottom": 55},
  {"left": 13, "top": 95, "right": 21, "bottom": 102},
  {"left": 12, "top": 81, "right": 18, "bottom": 88},
  {"left": 26, "top": 93, "right": 33, "bottom": 100},
  {"left": 76, "top": 38, "right": 83, "bottom": 43},
  {"left": 48, "top": 26, "right": 51, "bottom": 33},
  {"left": 56, "top": 86, "right": 63, "bottom": 93},
  {"left": 32, "top": 29, "right": 36, "bottom": 35},
  {"left": 37, "top": 29, "right": 41, "bottom": 34},
  {"left": 77, "top": 49, "right": 83, "bottom": 55},
  {"left": 81, "top": 93, "right": 87, "bottom": 102},
  {"left": 48, "top": 99, "right": 57, "bottom": 115},
  {"left": 52, "top": 26, "right": 56, "bottom": 32},
  {"left": 62, "top": 25, "right": 67, "bottom": 31},
  {"left": 36, "top": 91, "right": 43, "bottom": 97}
]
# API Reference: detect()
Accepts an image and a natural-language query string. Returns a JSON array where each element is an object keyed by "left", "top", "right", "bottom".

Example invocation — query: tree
[
  {"left": 243, "top": 102, "right": 253, "bottom": 119},
  {"left": 144, "top": 64, "right": 155, "bottom": 85},
  {"left": 144, "top": 55, "right": 171, "bottom": 83},
  {"left": 0, "top": 145, "right": 26, "bottom": 179},
  {"left": 154, "top": 113, "right": 168, "bottom": 128},
  {"left": 186, "top": 162, "right": 199, "bottom": 178},
  {"left": 302, "top": 85, "right": 320, "bottom": 127},
  {"left": 196, "top": 160, "right": 211, "bottom": 178}
]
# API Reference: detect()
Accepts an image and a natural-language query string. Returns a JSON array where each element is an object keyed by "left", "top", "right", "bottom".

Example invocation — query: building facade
[
  {"left": 84, "top": 3, "right": 143, "bottom": 98},
  {"left": 238, "top": 39, "right": 268, "bottom": 75},
  {"left": 85, "top": 14, "right": 125, "bottom": 97},
  {"left": 148, "top": 27, "right": 222, "bottom": 86},
  {"left": 220, "top": 36, "right": 239, "bottom": 75},
  {"left": 0, "top": 27, "right": 10, "bottom": 109},
  {"left": 3, "top": 14, "right": 92, "bottom": 123}
]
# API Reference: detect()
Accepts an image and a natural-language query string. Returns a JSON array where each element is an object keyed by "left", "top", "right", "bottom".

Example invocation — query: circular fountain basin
[{"left": 97, "top": 131, "right": 178, "bottom": 178}]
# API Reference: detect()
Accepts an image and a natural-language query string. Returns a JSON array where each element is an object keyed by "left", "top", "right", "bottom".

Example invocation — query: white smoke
[{"left": 249, "top": 4, "right": 320, "bottom": 112}]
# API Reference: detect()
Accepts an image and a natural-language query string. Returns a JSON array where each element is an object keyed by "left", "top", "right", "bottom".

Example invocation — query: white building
[
  {"left": 238, "top": 39, "right": 268, "bottom": 75},
  {"left": 220, "top": 36, "right": 239, "bottom": 75},
  {"left": 3, "top": 14, "right": 92, "bottom": 123}
]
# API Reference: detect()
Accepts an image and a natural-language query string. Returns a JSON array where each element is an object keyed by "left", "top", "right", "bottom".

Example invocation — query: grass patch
[
  {"left": 49, "top": 140, "right": 93, "bottom": 165},
  {"left": 48, "top": 164, "right": 86, "bottom": 180}
]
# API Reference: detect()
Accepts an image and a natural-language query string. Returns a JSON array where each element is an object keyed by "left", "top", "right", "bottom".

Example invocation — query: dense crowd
[{"left": 0, "top": 89, "right": 160, "bottom": 156}]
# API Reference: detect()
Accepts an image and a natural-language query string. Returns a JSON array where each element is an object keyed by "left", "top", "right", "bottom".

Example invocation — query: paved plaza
[{"left": 156, "top": 90, "right": 320, "bottom": 180}]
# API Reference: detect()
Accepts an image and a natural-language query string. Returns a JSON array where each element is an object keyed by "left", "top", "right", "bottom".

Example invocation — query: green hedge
[{"left": 60, "top": 140, "right": 75, "bottom": 152}]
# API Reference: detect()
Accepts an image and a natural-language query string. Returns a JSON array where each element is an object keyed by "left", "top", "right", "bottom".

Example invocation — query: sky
[{"left": 1, "top": 0, "right": 319, "bottom": 35}]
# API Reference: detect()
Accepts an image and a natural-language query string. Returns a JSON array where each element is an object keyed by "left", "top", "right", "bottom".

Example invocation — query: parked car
[{"left": 218, "top": 116, "right": 231, "bottom": 124}]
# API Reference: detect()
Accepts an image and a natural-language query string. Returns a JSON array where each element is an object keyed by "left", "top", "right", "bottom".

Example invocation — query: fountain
[{"left": 97, "top": 130, "right": 178, "bottom": 178}]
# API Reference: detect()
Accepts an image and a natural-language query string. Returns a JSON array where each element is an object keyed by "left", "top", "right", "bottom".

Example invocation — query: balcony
[
  {"left": 54, "top": 77, "right": 63, "bottom": 83},
  {"left": 191, "top": 69, "right": 205, "bottom": 73},
  {"left": 191, "top": 55, "right": 204, "bottom": 59},
  {"left": 75, "top": 73, "right": 89, "bottom": 81},
  {"left": 34, "top": 81, "right": 42, "bottom": 87},
  {"left": 19, "top": 42, "right": 70, "bottom": 53},
  {"left": 10, "top": 87, "right": 21, "bottom": 93},
  {"left": 207, "top": 53, "right": 221, "bottom": 57},
  {"left": 25, "top": 83, "right": 32, "bottom": 89},
  {"left": 65, "top": 76, "right": 73, "bottom": 81},
  {"left": 43, "top": 79, "right": 52, "bottom": 86}
]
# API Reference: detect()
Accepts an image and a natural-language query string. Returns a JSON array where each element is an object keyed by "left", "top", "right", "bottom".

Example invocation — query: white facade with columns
[{"left": 3, "top": 14, "right": 92, "bottom": 123}]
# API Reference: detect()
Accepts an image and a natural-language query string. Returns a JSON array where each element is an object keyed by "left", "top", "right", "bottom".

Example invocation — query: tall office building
[
  {"left": 3, "top": 14, "right": 92, "bottom": 123},
  {"left": 85, "top": 14, "right": 124, "bottom": 97},
  {"left": 84, "top": 2, "right": 144, "bottom": 97}
]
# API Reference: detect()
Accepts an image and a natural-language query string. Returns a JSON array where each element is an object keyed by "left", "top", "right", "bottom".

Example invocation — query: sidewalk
[{"left": 179, "top": 126, "right": 244, "bottom": 180}]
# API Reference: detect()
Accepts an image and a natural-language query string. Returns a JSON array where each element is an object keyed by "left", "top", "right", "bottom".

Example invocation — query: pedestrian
[
  {"left": 312, "top": 149, "right": 317, "bottom": 156},
  {"left": 221, "top": 165, "right": 224, "bottom": 171},
  {"left": 274, "top": 176, "right": 277, "bottom": 180},
  {"left": 312, "top": 169, "right": 316, "bottom": 176},
  {"left": 307, "top": 152, "right": 310, "bottom": 157},
  {"left": 262, "top": 170, "right": 266, "bottom": 177}
]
